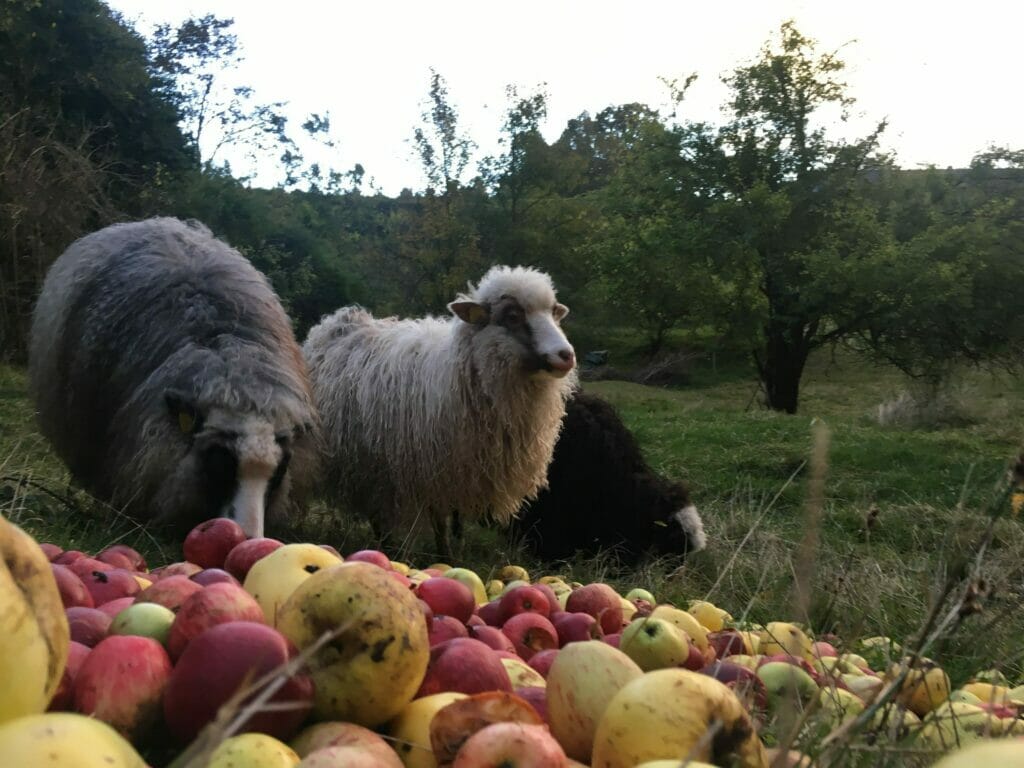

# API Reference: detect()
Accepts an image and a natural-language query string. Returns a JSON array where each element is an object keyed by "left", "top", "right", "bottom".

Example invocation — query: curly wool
[
  {"left": 29, "top": 217, "right": 319, "bottom": 531},
  {"left": 303, "top": 266, "right": 576, "bottom": 533}
]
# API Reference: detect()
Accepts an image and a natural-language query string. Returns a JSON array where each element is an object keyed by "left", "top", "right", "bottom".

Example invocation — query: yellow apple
[
  {"left": 208, "top": 733, "right": 299, "bottom": 768},
  {"left": 591, "top": 668, "right": 769, "bottom": 767},
  {"left": 930, "top": 740, "right": 1024, "bottom": 767},
  {"left": 243, "top": 543, "right": 342, "bottom": 626},
  {"left": 387, "top": 692, "right": 468, "bottom": 768},
  {"left": 0, "top": 712, "right": 146, "bottom": 768},
  {"left": 276, "top": 562, "right": 429, "bottom": 727},
  {"left": 689, "top": 600, "right": 733, "bottom": 632},
  {"left": 500, "top": 657, "right": 547, "bottom": 689},
  {"left": 546, "top": 640, "right": 643, "bottom": 762},
  {"left": 649, "top": 605, "right": 708, "bottom": 652},
  {"left": 890, "top": 660, "right": 950, "bottom": 717},
  {"left": 758, "top": 621, "right": 813, "bottom": 661}
]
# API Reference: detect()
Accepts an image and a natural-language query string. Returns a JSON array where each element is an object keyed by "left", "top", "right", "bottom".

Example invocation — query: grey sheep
[
  {"left": 303, "top": 265, "right": 577, "bottom": 558},
  {"left": 29, "top": 217, "right": 318, "bottom": 537}
]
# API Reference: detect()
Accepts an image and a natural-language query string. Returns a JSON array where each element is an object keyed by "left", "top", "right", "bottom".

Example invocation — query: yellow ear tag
[
  {"left": 178, "top": 411, "right": 195, "bottom": 434},
  {"left": 468, "top": 305, "right": 488, "bottom": 324},
  {"left": 653, "top": 520, "right": 668, "bottom": 528}
]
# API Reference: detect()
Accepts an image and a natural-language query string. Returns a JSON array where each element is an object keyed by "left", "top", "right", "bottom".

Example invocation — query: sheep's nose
[{"left": 549, "top": 348, "right": 576, "bottom": 373}]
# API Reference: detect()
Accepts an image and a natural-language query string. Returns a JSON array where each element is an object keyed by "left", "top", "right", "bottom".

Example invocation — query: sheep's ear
[
  {"left": 449, "top": 300, "right": 490, "bottom": 325},
  {"left": 553, "top": 303, "right": 569, "bottom": 321},
  {"left": 165, "top": 391, "right": 203, "bottom": 435}
]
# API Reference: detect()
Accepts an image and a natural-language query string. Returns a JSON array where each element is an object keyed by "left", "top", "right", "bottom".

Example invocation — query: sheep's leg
[{"left": 432, "top": 514, "right": 453, "bottom": 562}]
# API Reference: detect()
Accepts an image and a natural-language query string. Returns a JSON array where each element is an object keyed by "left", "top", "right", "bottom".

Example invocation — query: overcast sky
[{"left": 108, "top": 0, "right": 1023, "bottom": 195}]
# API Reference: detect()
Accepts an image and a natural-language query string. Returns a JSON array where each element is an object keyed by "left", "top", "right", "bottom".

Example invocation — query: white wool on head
[
  {"left": 305, "top": 266, "right": 576, "bottom": 534},
  {"left": 462, "top": 265, "right": 560, "bottom": 311}
]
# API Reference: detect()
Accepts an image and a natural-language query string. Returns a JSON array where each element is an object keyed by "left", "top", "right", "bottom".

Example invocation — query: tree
[
  {"left": 855, "top": 155, "right": 1024, "bottom": 385},
  {"left": 697, "top": 22, "right": 897, "bottom": 412},
  {"left": 580, "top": 104, "right": 723, "bottom": 354},
  {"left": 0, "top": 0, "right": 190, "bottom": 359},
  {"left": 389, "top": 71, "right": 482, "bottom": 312}
]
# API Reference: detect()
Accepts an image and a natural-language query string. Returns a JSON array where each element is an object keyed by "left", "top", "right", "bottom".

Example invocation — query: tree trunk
[{"left": 757, "top": 322, "right": 811, "bottom": 414}]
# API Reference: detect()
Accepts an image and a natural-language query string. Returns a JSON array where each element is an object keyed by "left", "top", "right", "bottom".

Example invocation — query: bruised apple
[{"left": 276, "top": 562, "right": 429, "bottom": 727}]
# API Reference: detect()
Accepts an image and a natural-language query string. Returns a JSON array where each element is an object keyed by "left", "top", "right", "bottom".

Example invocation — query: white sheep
[{"left": 303, "top": 265, "right": 577, "bottom": 557}]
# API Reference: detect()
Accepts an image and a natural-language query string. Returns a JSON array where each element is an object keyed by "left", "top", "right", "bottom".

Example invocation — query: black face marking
[
  {"left": 491, "top": 296, "right": 551, "bottom": 371},
  {"left": 199, "top": 443, "right": 238, "bottom": 516},
  {"left": 265, "top": 448, "right": 291, "bottom": 503}
]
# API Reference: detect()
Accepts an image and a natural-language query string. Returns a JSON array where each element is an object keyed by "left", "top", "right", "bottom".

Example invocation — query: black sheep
[{"left": 510, "top": 391, "right": 706, "bottom": 563}]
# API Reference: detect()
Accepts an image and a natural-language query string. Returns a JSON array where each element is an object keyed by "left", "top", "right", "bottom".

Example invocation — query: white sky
[{"left": 108, "top": 0, "right": 1023, "bottom": 195}]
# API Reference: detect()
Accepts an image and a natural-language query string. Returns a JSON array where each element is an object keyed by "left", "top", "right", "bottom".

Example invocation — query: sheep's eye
[{"left": 505, "top": 308, "right": 524, "bottom": 325}]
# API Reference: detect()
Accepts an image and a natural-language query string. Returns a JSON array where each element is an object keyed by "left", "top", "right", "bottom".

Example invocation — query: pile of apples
[{"left": 3, "top": 514, "right": 1024, "bottom": 767}]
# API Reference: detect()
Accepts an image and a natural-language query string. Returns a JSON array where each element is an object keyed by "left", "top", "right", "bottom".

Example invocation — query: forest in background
[{"left": 2, "top": 0, "right": 1022, "bottom": 413}]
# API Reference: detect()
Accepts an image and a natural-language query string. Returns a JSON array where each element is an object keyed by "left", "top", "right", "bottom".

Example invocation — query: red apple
[
  {"left": 150, "top": 561, "right": 202, "bottom": 580},
  {"left": 67, "top": 557, "right": 114, "bottom": 579},
  {"left": 416, "top": 638, "right": 513, "bottom": 698},
  {"left": 74, "top": 635, "right": 172, "bottom": 740},
  {"left": 708, "top": 629, "right": 747, "bottom": 659},
  {"left": 66, "top": 606, "right": 112, "bottom": 647},
  {"left": 51, "top": 563, "right": 95, "bottom": 609},
  {"left": 417, "top": 577, "right": 476, "bottom": 624},
  {"left": 532, "top": 583, "right": 562, "bottom": 619},
  {"left": 513, "top": 686, "right": 550, "bottom": 725},
  {"left": 468, "top": 625, "right": 517, "bottom": 655},
  {"left": 526, "top": 649, "right": 559, "bottom": 678},
  {"left": 498, "top": 586, "right": 550, "bottom": 624},
  {"left": 95, "top": 550, "right": 134, "bottom": 570},
  {"left": 53, "top": 549, "right": 87, "bottom": 566},
  {"left": 81, "top": 568, "right": 141, "bottom": 606},
  {"left": 183, "top": 518, "right": 247, "bottom": 569},
  {"left": 452, "top": 722, "right": 567, "bottom": 767},
  {"left": 702, "top": 660, "right": 769, "bottom": 713},
  {"left": 603, "top": 632, "right": 622, "bottom": 649},
  {"left": 224, "top": 537, "right": 284, "bottom": 581},
  {"left": 428, "top": 615, "right": 470, "bottom": 647},
  {"left": 552, "top": 612, "right": 603, "bottom": 646},
  {"left": 682, "top": 641, "right": 706, "bottom": 670},
  {"left": 190, "top": 568, "right": 241, "bottom": 587},
  {"left": 501, "top": 613, "right": 559, "bottom": 661},
  {"left": 418, "top": 599, "right": 435, "bottom": 625},
  {"left": 388, "top": 570, "right": 413, "bottom": 589},
  {"left": 97, "top": 596, "right": 137, "bottom": 619},
  {"left": 466, "top": 614, "right": 485, "bottom": 628},
  {"left": 812, "top": 640, "right": 839, "bottom": 658},
  {"left": 39, "top": 542, "right": 64, "bottom": 561},
  {"left": 632, "top": 598, "right": 655, "bottom": 617},
  {"left": 136, "top": 574, "right": 203, "bottom": 613},
  {"left": 163, "top": 621, "right": 313, "bottom": 743},
  {"left": 47, "top": 641, "right": 91, "bottom": 711},
  {"left": 345, "top": 549, "right": 390, "bottom": 569},
  {"left": 564, "top": 583, "right": 623, "bottom": 636},
  {"left": 477, "top": 601, "right": 503, "bottom": 627},
  {"left": 98, "top": 544, "right": 147, "bottom": 571},
  {"left": 166, "top": 582, "right": 266, "bottom": 660}
]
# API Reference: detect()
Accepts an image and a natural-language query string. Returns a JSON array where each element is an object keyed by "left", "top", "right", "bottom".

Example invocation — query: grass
[{"left": 3, "top": 349, "right": 1024, "bottom": 765}]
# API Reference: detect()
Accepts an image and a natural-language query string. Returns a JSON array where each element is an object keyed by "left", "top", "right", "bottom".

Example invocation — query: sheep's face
[
  {"left": 165, "top": 394, "right": 296, "bottom": 537},
  {"left": 450, "top": 295, "right": 576, "bottom": 378}
]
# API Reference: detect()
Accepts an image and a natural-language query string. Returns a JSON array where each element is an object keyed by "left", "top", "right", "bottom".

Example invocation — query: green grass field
[{"left": 3, "top": 349, "right": 1024, "bottom": 763}]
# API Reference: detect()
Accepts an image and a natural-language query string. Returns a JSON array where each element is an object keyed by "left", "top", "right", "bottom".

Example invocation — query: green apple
[
  {"left": 624, "top": 587, "right": 655, "bottom": 605},
  {"left": 109, "top": 603, "right": 175, "bottom": 646},
  {"left": 443, "top": 567, "right": 488, "bottom": 605},
  {"left": 619, "top": 617, "right": 690, "bottom": 672}
]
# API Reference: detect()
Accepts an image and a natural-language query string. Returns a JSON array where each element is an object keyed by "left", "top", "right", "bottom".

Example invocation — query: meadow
[{"left": 3, "top": 346, "right": 1024, "bottom": 725}]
